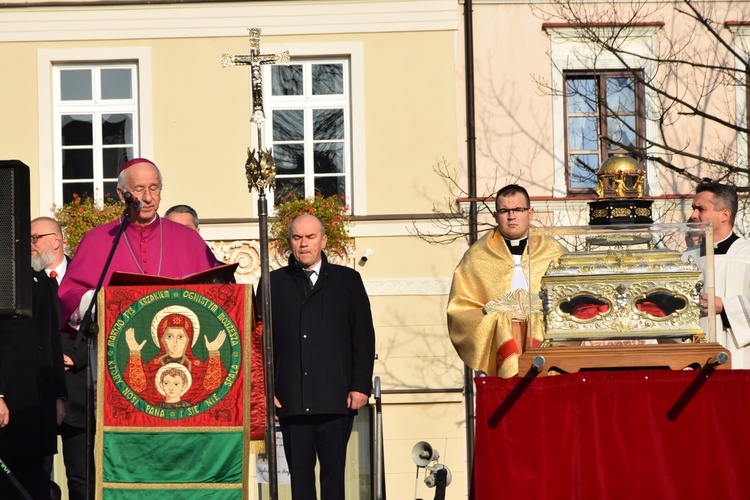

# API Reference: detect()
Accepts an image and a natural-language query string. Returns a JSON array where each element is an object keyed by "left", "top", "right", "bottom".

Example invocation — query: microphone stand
[
  {"left": 433, "top": 468, "right": 448, "bottom": 500},
  {"left": 75, "top": 206, "right": 133, "bottom": 500},
  {"left": 0, "top": 456, "right": 33, "bottom": 500}
]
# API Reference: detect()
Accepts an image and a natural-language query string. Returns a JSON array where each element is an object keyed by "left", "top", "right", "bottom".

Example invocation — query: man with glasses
[
  {"left": 58, "top": 158, "right": 223, "bottom": 330},
  {"left": 31, "top": 216, "right": 93, "bottom": 500},
  {"left": 447, "top": 184, "right": 566, "bottom": 377}
]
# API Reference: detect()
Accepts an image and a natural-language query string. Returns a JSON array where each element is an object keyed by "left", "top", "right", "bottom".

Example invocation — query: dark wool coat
[
  {"left": 0, "top": 269, "right": 67, "bottom": 456},
  {"left": 269, "top": 254, "right": 375, "bottom": 419},
  {"left": 59, "top": 256, "right": 90, "bottom": 429}
]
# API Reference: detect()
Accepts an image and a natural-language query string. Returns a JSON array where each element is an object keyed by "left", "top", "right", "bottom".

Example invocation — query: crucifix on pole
[
  {"left": 222, "top": 27, "right": 290, "bottom": 139},
  {"left": 222, "top": 27, "right": 289, "bottom": 500}
]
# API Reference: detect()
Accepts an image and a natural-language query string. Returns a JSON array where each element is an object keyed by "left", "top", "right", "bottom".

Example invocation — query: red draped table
[{"left": 473, "top": 370, "right": 750, "bottom": 499}]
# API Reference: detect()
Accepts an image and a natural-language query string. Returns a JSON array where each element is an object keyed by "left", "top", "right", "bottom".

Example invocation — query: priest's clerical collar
[
  {"left": 700, "top": 232, "right": 739, "bottom": 256},
  {"left": 504, "top": 237, "right": 528, "bottom": 256},
  {"left": 714, "top": 232, "right": 739, "bottom": 255}
]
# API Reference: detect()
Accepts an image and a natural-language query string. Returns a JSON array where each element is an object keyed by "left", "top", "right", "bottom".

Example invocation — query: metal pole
[
  {"left": 374, "top": 376, "right": 384, "bottom": 500},
  {"left": 258, "top": 191, "right": 278, "bottom": 499},
  {"left": 223, "top": 29, "right": 287, "bottom": 499},
  {"left": 462, "top": 0, "right": 478, "bottom": 492}
]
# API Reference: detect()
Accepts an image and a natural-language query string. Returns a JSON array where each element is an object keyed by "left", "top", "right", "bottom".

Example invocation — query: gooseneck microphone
[{"left": 122, "top": 191, "right": 143, "bottom": 211}]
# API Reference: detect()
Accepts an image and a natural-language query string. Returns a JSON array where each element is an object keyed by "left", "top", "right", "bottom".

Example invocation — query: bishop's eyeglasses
[{"left": 496, "top": 207, "right": 530, "bottom": 216}]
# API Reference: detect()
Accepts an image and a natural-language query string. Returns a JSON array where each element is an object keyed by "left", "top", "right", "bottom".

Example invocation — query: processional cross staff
[{"left": 222, "top": 27, "right": 289, "bottom": 500}]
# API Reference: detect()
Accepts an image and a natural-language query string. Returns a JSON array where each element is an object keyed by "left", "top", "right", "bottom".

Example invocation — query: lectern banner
[{"left": 97, "top": 284, "right": 253, "bottom": 498}]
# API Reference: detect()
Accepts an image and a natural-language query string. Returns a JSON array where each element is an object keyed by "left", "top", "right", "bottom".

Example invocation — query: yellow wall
[
  {"left": 0, "top": 42, "right": 42, "bottom": 208},
  {"left": 149, "top": 36, "right": 254, "bottom": 218}
]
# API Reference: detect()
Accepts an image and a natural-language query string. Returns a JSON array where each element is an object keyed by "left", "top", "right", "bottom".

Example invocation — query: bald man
[
  {"left": 268, "top": 214, "right": 375, "bottom": 500},
  {"left": 165, "top": 204, "right": 200, "bottom": 232}
]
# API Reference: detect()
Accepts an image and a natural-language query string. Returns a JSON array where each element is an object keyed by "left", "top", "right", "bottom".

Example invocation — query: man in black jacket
[
  {"left": 270, "top": 214, "right": 375, "bottom": 500},
  {"left": 0, "top": 268, "right": 67, "bottom": 499},
  {"left": 31, "top": 216, "right": 93, "bottom": 500}
]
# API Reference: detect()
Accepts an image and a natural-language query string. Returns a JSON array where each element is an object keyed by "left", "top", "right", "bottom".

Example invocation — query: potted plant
[
  {"left": 54, "top": 193, "right": 123, "bottom": 255},
  {"left": 270, "top": 194, "right": 353, "bottom": 260}
]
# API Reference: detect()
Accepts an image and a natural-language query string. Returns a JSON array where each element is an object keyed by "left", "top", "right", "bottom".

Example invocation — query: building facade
[
  {"left": 1, "top": 0, "right": 467, "bottom": 498},
  {"left": 5, "top": 0, "right": 750, "bottom": 497}
]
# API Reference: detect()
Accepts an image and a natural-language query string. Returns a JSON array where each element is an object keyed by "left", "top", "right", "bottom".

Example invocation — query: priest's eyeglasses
[
  {"left": 496, "top": 207, "right": 530, "bottom": 216},
  {"left": 31, "top": 233, "right": 57, "bottom": 244}
]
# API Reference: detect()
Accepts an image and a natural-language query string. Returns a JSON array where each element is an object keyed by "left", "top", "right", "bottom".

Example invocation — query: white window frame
[
  {"left": 547, "top": 26, "right": 662, "bottom": 197},
  {"left": 729, "top": 25, "right": 750, "bottom": 188},
  {"left": 258, "top": 42, "right": 366, "bottom": 216},
  {"left": 265, "top": 57, "right": 351, "bottom": 209},
  {"left": 53, "top": 63, "right": 140, "bottom": 205},
  {"left": 37, "top": 47, "right": 154, "bottom": 213}
]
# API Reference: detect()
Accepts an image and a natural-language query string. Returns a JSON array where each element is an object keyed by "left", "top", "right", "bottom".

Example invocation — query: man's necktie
[
  {"left": 304, "top": 270, "right": 315, "bottom": 289},
  {"left": 48, "top": 270, "right": 61, "bottom": 321},
  {"left": 48, "top": 270, "right": 59, "bottom": 291}
]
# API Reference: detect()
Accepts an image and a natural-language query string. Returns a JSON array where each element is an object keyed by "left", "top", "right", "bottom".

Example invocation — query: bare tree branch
[{"left": 532, "top": 0, "right": 750, "bottom": 186}]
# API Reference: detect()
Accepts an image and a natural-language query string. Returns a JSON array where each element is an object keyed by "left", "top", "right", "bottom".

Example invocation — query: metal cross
[
  {"left": 221, "top": 27, "right": 289, "bottom": 500},
  {"left": 222, "top": 27, "right": 290, "bottom": 124}
]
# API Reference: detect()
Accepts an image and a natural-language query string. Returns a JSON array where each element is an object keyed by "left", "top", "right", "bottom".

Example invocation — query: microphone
[{"left": 122, "top": 191, "right": 143, "bottom": 211}]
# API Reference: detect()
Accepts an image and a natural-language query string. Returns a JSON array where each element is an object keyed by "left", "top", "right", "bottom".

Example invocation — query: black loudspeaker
[{"left": 0, "top": 160, "right": 31, "bottom": 318}]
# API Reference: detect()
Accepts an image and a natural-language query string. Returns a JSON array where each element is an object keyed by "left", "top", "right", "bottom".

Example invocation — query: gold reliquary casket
[
  {"left": 528, "top": 223, "right": 716, "bottom": 345},
  {"left": 541, "top": 248, "right": 703, "bottom": 341}
]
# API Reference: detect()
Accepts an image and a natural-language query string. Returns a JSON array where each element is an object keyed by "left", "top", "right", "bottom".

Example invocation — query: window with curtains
[
  {"left": 564, "top": 70, "right": 645, "bottom": 193},
  {"left": 54, "top": 63, "right": 139, "bottom": 204},
  {"left": 266, "top": 58, "right": 351, "bottom": 209}
]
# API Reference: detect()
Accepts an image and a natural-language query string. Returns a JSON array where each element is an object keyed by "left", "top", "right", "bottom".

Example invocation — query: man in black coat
[
  {"left": 31, "top": 216, "right": 93, "bottom": 500},
  {"left": 270, "top": 214, "right": 375, "bottom": 500},
  {"left": 0, "top": 268, "right": 67, "bottom": 500}
]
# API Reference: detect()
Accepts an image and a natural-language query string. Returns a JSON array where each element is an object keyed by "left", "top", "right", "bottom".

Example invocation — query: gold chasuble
[{"left": 448, "top": 230, "right": 567, "bottom": 377}]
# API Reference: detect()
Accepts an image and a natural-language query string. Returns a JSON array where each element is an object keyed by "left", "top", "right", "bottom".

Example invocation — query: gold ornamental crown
[
  {"left": 598, "top": 155, "right": 642, "bottom": 176},
  {"left": 595, "top": 154, "right": 645, "bottom": 199}
]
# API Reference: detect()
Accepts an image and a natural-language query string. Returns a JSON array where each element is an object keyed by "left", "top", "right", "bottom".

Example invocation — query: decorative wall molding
[
  {"left": 201, "top": 218, "right": 462, "bottom": 242},
  {"left": 207, "top": 239, "right": 355, "bottom": 284},
  {"left": 207, "top": 239, "right": 451, "bottom": 296}
]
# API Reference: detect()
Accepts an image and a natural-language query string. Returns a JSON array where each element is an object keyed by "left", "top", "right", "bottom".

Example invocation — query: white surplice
[{"left": 686, "top": 237, "right": 750, "bottom": 368}]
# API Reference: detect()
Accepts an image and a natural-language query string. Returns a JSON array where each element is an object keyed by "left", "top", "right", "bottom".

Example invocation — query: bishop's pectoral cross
[{"left": 222, "top": 27, "right": 290, "bottom": 125}]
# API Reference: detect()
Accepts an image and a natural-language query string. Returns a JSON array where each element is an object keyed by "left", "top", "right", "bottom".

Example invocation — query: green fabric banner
[
  {"left": 101, "top": 488, "right": 241, "bottom": 500},
  {"left": 102, "top": 431, "right": 243, "bottom": 483}
]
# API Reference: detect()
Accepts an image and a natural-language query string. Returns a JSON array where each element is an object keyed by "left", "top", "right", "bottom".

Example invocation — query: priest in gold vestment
[{"left": 448, "top": 185, "right": 567, "bottom": 377}]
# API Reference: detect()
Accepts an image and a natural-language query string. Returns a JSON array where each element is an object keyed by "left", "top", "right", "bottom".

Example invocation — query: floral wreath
[{"left": 270, "top": 194, "right": 352, "bottom": 258}]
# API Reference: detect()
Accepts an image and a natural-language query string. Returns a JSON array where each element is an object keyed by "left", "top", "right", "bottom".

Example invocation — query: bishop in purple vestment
[{"left": 58, "top": 158, "right": 223, "bottom": 328}]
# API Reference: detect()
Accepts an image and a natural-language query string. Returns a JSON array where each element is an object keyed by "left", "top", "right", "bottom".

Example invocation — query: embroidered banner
[{"left": 96, "top": 284, "right": 260, "bottom": 498}]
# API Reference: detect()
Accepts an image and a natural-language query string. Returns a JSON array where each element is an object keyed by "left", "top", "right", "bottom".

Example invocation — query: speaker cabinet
[{"left": 0, "top": 160, "right": 31, "bottom": 318}]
